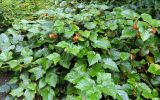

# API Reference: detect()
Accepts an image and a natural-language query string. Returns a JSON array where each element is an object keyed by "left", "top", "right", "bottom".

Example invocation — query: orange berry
[
  {"left": 72, "top": 34, "right": 79, "bottom": 43},
  {"left": 151, "top": 28, "right": 157, "bottom": 35},
  {"left": 130, "top": 54, "right": 136, "bottom": 60},
  {"left": 132, "top": 23, "right": 138, "bottom": 30},
  {"left": 132, "top": 91, "right": 136, "bottom": 97},
  {"left": 42, "top": 13, "right": 48, "bottom": 16},
  {"left": 49, "top": 33, "right": 57, "bottom": 39}
]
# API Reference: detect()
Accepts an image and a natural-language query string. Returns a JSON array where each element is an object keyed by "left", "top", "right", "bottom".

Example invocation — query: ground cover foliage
[{"left": 0, "top": 0, "right": 160, "bottom": 100}]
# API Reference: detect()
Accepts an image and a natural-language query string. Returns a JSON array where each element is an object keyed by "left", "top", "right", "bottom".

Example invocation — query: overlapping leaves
[{"left": 0, "top": 0, "right": 160, "bottom": 100}]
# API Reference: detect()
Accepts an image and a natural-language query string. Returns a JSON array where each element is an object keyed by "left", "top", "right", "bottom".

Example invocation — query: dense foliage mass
[
  {"left": 0, "top": 0, "right": 160, "bottom": 100},
  {"left": 0, "top": 0, "right": 53, "bottom": 33}
]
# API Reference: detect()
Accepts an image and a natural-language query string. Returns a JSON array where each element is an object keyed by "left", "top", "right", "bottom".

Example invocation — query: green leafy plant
[{"left": 0, "top": 0, "right": 160, "bottom": 100}]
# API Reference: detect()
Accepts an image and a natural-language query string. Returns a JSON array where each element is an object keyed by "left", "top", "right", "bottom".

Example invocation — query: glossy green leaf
[
  {"left": 121, "top": 28, "right": 136, "bottom": 39},
  {"left": 151, "top": 76, "right": 160, "bottom": 86},
  {"left": 65, "top": 70, "right": 87, "bottom": 84},
  {"left": 56, "top": 41, "right": 69, "bottom": 48},
  {"left": 54, "top": 20, "right": 64, "bottom": 27},
  {"left": 120, "top": 52, "right": 130, "bottom": 61},
  {"left": 21, "top": 47, "right": 33, "bottom": 57},
  {"left": 29, "top": 67, "right": 45, "bottom": 80},
  {"left": 87, "top": 51, "right": 101, "bottom": 66},
  {"left": 119, "top": 61, "right": 132, "bottom": 72},
  {"left": 97, "top": 73, "right": 116, "bottom": 99},
  {"left": 0, "top": 51, "right": 13, "bottom": 61},
  {"left": 40, "top": 86, "right": 55, "bottom": 100},
  {"left": 83, "top": 86, "right": 102, "bottom": 100},
  {"left": 140, "top": 29, "right": 151, "bottom": 41},
  {"left": 141, "top": 13, "right": 152, "bottom": 23},
  {"left": 24, "top": 90, "right": 36, "bottom": 100},
  {"left": 39, "top": 78, "right": 46, "bottom": 89},
  {"left": 65, "top": 45, "right": 82, "bottom": 56},
  {"left": 88, "top": 64, "right": 105, "bottom": 77},
  {"left": 10, "top": 87, "right": 24, "bottom": 97},
  {"left": 138, "top": 83, "right": 153, "bottom": 98},
  {"left": 23, "top": 56, "right": 33, "bottom": 64},
  {"left": 75, "top": 78, "right": 95, "bottom": 91},
  {"left": 35, "top": 58, "right": 52, "bottom": 70},
  {"left": 148, "top": 64, "right": 160, "bottom": 75},
  {"left": 150, "top": 19, "right": 160, "bottom": 27},
  {"left": 89, "top": 32, "right": 98, "bottom": 42},
  {"left": 8, "top": 60, "right": 19, "bottom": 69},
  {"left": 26, "top": 82, "right": 36, "bottom": 91},
  {"left": 121, "top": 9, "right": 140, "bottom": 19},
  {"left": 45, "top": 71, "right": 58, "bottom": 87},
  {"left": 8, "top": 77, "right": 18, "bottom": 84},
  {"left": 79, "top": 30, "right": 90, "bottom": 38},
  {"left": 93, "top": 38, "right": 111, "bottom": 50},
  {"left": 103, "top": 58, "right": 119, "bottom": 72},
  {"left": 116, "top": 90, "right": 129, "bottom": 100},
  {"left": 59, "top": 53, "right": 72, "bottom": 69},
  {"left": 84, "top": 22, "right": 96, "bottom": 29},
  {"left": 46, "top": 53, "right": 60, "bottom": 65},
  {"left": 110, "top": 49, "right": 121, "bottom": 60}
]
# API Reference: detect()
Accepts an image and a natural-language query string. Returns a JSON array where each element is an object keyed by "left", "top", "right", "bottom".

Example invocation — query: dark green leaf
[
  {"left": 45, "top": 71, "right": 58, "bottom": 87},
  {"left": 0, "top": 84, "right": 10, "bottom": 93}
]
